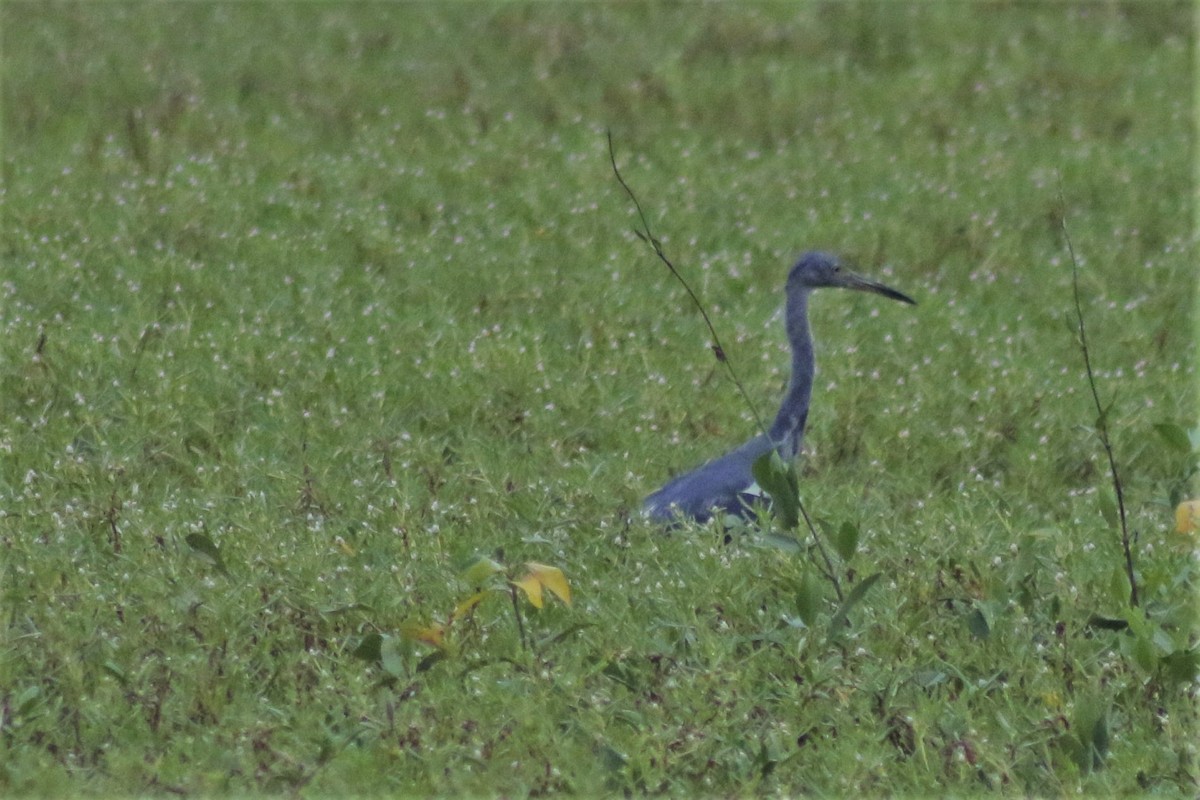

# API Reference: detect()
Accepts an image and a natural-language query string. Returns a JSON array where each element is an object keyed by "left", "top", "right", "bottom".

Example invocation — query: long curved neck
[{"left": 768, "top": 288, "right": 814, "bottom": 460}]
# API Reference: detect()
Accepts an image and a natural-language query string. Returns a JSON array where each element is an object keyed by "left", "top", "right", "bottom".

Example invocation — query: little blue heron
[{"left": 644, "top": 251, "right": 916, "bottom": 523}]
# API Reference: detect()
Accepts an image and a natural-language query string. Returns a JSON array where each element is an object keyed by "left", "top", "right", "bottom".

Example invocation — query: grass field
[{"left": 2, "top": 2, "right": 1197, "bottom": 796}]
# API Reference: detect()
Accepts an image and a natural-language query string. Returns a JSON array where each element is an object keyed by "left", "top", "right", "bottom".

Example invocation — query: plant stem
[
  {"left": 509, "top": 583, "right": 530, "bottom": 652},
  {"left": 1059, "top": 189, "right": 1138, "bottom": 608}
]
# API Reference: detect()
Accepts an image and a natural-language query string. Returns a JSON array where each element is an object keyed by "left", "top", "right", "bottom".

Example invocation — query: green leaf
[
  {"left": 752, "top": 451, "right": 799, "bottom": 530},
  {"left": 1090, "top": 713, "right": 1109, "bottom": 770},
  {"left": 185, "top": 532, "right": 228, "bottom": 576},
  {"left": 351, "top": 633, "right": 383, "bottom": 662},
  {"left": 754, "top": 738, "right": 778, "bottom": 780},
  {"left": 14, "top": 685, "right": 42, "bottom": 717},
  {"left": 759, "top": 533, "right": 802, "bottom": 553},
  {"left": 101, "top": 660, "right": 129, "bottom": 686},
  {"left": 380, "top": 634, "right": 407, "bottom": 677},
  {"left": 459, "top": 555, "right": 505, "bottom": 587},
  {"left": 832, "top": 520, "right": 860, "bottom": 563},
  {"left": 1160, "top": 648, "right": 1200, "bottom": 683},
  {"left": 966, "top": 607, "right": 990, "bottom": 639},
  {"left": 318, "top": 602, "right": 374, "bottom": 616},
  {"left": 1072, "top": 694, "right": 1109, "bottom": 771},
  {"left": 416, "top": 650, "right": 447, "bottom": 673},
  {"left": 795, "top": 570, "right": 822, "bottom": 628},
  {"left": 829, "top": 572, "right": 883, "bottom": 638},
  {"left": 599, "top": 743, "right": 628, "bottom": 773},
  {"left": 1151, "top": 625, "right": 1176, "bottom": 656},
  {"left": 1107, "top": 565, "right": 1130, "bottom": 608},
  {"left": 1131, "top": 632, "right": 1157, "bottom": 673},
  {"left": 1154, "top": 422, "right": 1192, "bottom": 453}
]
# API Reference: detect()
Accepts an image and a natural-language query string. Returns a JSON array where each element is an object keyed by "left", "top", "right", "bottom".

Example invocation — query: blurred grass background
[{"left": 2, "top": 2, "right": 1195, "bottom": 796}]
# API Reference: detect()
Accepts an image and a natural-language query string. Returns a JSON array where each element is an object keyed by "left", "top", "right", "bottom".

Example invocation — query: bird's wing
[{"left": 643, "top": 435, "right": 774, "bottom": 522}]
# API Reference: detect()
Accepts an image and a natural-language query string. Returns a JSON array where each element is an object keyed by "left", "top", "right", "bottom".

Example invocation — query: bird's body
[{"left": 644, "top": 252, "right": 914, "bottom": 523}]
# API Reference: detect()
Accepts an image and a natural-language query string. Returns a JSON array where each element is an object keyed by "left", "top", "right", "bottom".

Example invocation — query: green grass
[{"left": 2, "top": 2, "right": 1196, "bottom": 796}]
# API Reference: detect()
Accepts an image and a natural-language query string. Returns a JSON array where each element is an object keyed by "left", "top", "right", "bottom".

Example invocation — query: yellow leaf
[
  {"left": 1175, "top": 500, "right": 1200, "bottom": 534},
  {"left": 399, "top": 621, "right": 445, "bottom": 648},
  {"left": 334, "top": 536, "right": 356, "bottom": 556},
  {"left": 512, "top": 574, "right": 544, "bottom": 608},
  {"left": 452, "top": 589, "right": 491, "bottom": 621},
  {"left": 1041, "top": 690, "right": 1063, "bottom": 711},
  {"left": 528, "top": 562, "right": 572, "bottom": 606}
]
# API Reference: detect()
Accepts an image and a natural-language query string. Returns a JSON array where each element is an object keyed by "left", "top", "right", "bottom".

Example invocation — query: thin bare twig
[
  {"left": 1059, "top": 186, "right": 1138, "bottom": 608},
  {"left": 606, "top": 131, "right": 768, "bottom": 437}
]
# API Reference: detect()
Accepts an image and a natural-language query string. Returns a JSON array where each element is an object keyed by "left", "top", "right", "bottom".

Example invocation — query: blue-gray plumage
[{"left": 644, "top": 252, "right": 916, "bottom": 523}]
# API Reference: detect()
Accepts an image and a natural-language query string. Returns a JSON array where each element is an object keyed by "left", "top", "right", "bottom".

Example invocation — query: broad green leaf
[
  {"left": 966, "top": 607, "right": 990, "bottom": 639},
  {"left": 185, "top": 532, "right": 228, "bottom": 576},
  {"left": 460, "top": 555, "right": 505, "bottom": 587},
  {"left": 417, "top": 650, "right": 447, "bottom": 673},
  {"left": 1107, "top": 565, "right": 1130, "bottom": 608},
  {"left": 913, "top": 669, "right": 949, "bottom": 690},
  {"left": 752, "top": 451, "right": 799, "bottom": 530},
  {"left": 14, "top": 685, "right": 42, "bottom": 717},
  {"left": 760, "top": 533, "right": 802, "bottom": 554},
  {"left": 829, "top": 572, "right": 883, "bottom": 637},
  {"left": 351, "top": 633, "right": 383, "bottom": 662},
  {"left": 13, "top": 686, "right": 42, "bottom": 719},
  {"left": 1160, "top": 648, "right": 1200, "bottom": 683},
  {"left": 832, "top": 521, "right": 860, "bottom": 563},
  {"left": 795, "top": 570, "right": 821, "bottom": 628},
  {"left": 1072, "top": 694, "right": 1109, "bottom": 771},
  {"left": 1154, "top": 422, "right": 1192, "bottom": 453},
  {"left": 1151, "top": 625, "right": 1176, "bottom": 655},
  {"left": 599, "top": 743, "right": 628, "bottom": 773},
  {"left": 754, "top": 738, "right": 778, "bottom": 780},
  {"left": 1131, "top": 632, "right": 1157, "bottom": 672},
  {"left": 380, "top": 634, "right": 407, "bottom": 677}
]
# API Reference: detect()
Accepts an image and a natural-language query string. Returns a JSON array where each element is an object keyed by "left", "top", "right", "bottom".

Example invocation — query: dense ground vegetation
[{"left": 2, "top": 3, "right": 1196, "bottom": 796}]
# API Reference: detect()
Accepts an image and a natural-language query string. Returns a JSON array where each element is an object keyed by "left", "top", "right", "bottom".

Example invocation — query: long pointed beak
[{"left": 840, "top": 270, "right": 917, "bottom": 305}]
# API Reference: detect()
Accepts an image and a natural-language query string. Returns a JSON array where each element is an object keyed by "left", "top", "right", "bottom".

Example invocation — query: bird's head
[{"left": 787, "top": 251, "right": 916, "bottom": 305}]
